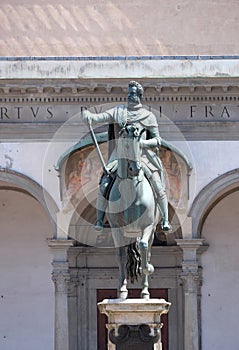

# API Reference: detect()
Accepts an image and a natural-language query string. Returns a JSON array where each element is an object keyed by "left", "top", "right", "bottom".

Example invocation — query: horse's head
[{"left": 117, "top": 125, "right": 145, "bottom": 178}]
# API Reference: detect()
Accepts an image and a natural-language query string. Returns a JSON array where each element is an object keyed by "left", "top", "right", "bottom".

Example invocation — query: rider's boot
[
  {"left": 95, "top": 192, "right": 107, "bottom": 232},
  {"left": 150, "top": 175, "right": 172, "bottom": 232},
  {"left": 158, "top": 194, "right": 172, "bottom": 232},
  {"left": 94, "top": 173, "right": 112, "bottom": 232}
]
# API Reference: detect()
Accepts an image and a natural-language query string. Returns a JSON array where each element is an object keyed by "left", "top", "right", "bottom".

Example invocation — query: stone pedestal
[{"left": 98, "top": 298, "right": 171, "bottom": 350}]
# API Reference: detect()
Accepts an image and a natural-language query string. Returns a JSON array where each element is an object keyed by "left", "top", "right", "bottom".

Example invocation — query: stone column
[
  {"left": 48, "top": 239, "right": 74, "bottom": 350},
  {"left": 176, "top": 239, "right": 204, "bottom": 350}
]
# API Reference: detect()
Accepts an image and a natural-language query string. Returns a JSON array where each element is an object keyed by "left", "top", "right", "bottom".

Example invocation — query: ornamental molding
[
  {"left": 0, "top": 81, "right": 239, "bottom": 103},
  {"left": 52, "top": 270, "right": 71, "bottom": 293},
  {"left": 1, "top": 80, "right": 239, "bottom": 141},
  {"left": 77, "top": 267, "right": 181, "bottom": 279},
  {"left": 180, "top": 272, "right": 200, "bottom": 293}
]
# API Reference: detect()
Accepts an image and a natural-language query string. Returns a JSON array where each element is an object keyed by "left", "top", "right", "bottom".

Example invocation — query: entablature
[{"left": 0, "top": 75, "right": 239, "bottom": 141}]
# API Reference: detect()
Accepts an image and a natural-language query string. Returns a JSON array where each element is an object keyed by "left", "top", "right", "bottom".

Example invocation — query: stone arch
[
  {"left": 189, "top": 168, "right": 239, "bottom": 238},
  {"left": 0, "top": 168, "right": 58, "bottom": 237},
  {"left": 56, "top": 131, "right": 192, "bottom": 240}
]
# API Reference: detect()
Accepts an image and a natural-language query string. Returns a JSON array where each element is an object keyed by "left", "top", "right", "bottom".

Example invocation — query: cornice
[
  {"left": 0, "top": 57, "right": 239, "bottom": 79},
  {"left": 0, "top": 81, "right": 239, "bottom": 103}
]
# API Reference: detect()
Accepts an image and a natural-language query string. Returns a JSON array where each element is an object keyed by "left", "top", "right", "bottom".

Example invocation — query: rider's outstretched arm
[{"left": 82, "top": 108, "right": 115, "bottom": 125}]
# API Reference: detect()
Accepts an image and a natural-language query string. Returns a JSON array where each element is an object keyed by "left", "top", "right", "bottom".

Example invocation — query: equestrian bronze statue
[{"left": 82, "top": 81, "right": 171, "bottom": 299}]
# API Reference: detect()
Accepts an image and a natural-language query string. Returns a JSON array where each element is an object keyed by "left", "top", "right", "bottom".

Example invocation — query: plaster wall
[
  {"left": 0, "top": 0, "right": 238, "bottom": 56},
  {"left": 201, "top": 191, "right": 239, "bottom": 349},
  {"left": 179, "top": 140, "right": 239, "bottom": 207},
  {"left": 0, "top": 189, "right": 54, "bottom": 350}
]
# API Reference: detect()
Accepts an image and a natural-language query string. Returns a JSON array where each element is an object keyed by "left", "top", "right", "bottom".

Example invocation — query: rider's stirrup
[{"left": 161, "top": 219, "right": 172, "bottom": 232}]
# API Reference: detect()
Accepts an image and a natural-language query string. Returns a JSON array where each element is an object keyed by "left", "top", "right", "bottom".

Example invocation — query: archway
[
  {"left": 189, "top": 169, "right": 239, "bottom": 349},
  {"left": 189, "top": 168, "right": 239, "bottom": 237},
  {"left": 0, "top": 171, "right": 56, "bottom": 350},
  {"left": 0, "top": 168, "right": 59, "bottom": 237},
  {"left": 200, "top": 189, "right": 239, "bottom": 349},
  {"left": 56, "top": 133, "right": 191, "bottom": 241}
]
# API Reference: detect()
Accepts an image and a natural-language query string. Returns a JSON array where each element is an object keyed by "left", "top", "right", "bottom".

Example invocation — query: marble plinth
[{"left": 98, "top": 298, "right": 171, "bottom": 350}]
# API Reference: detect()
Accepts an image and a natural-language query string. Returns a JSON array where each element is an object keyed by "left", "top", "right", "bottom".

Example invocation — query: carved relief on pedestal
[{"left": 109, "top": 324, "right": 161, "bottom": 350}]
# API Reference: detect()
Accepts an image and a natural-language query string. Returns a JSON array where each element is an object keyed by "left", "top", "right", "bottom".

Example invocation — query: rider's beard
[{"left": 128, "top": 96, "right": 142, "bottom": 108}]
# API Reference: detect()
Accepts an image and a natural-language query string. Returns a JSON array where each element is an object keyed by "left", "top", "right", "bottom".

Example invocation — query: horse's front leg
[
  {"left": 139, "top": 225, "right": 155, "bottom": 300},
  {"left": 141, "top": 272, "right": 150, "bottom": 300},
  {"left": 115, "top": 246, "right": 128, "bottom": 299},
  {"left": 111, "top": 227, "right": 128, "bottom": 299},
  {"left": 140, "top": 245, "right": 152, "bottom": 300},
  {"left": 139, "top": 224, "right": 155, "bottom": 275}
]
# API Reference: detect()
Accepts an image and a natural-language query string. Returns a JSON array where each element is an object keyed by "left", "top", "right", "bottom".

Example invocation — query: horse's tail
[{"left": 126, "top": 241, "right": 142, "bottom": 284}]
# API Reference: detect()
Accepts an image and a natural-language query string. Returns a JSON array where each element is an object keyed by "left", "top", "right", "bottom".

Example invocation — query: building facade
[
  {"left": 0, "top": 56, "right": 239, "bottom": 350},
  {"left": 1, "top": 3, "right": 239, "bottom": 349}
]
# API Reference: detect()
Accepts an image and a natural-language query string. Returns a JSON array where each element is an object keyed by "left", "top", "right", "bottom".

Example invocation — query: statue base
[{"left": 98, "top": 298, "right": 171, "bottom": 350}]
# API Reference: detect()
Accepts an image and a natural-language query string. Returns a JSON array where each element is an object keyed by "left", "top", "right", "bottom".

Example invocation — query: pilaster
[
  {"left": 48, "top": 239, "right": 74, "bottom": 350},
  {"left": 175, "top": 239, "right": 204, "bottom": 350}
]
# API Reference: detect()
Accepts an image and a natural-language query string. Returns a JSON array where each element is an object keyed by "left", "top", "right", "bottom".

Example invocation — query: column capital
[
  {"left": 48, "top": 239, "right": 74, "bottom": 262},
  {"left": 180, "top": 271, "right": 200, "bottom": 293},
  {"left": 52, "top": 270, "right": 70, "bottom": 292},
  {"left": 175, "top": 239, "right": 204, "bottom": 271},
  {"left": 175, "top": 239, "right": 204, "bottom": 249},
  {"left": 47, "top": 238, "right": 75, "bottom": 249}
]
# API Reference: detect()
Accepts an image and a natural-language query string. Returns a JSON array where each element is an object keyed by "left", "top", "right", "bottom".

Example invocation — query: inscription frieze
[{"left": 0, "top": 103, "right": 239, "bottom": 123}]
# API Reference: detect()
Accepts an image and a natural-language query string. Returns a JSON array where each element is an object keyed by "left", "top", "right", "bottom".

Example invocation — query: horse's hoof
[
  {"left": 161, "top": 219, "right": 172, "bottom": 232},
  {"left": 119, "top": 290, "right": 128, "bottom": 299},
  {"left": 141, "top": 291, "right": 150, "bottom": 300}
]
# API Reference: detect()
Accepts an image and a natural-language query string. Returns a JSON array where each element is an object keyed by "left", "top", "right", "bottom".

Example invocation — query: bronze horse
[{"left": 107, "top": 125, "right": 159, "bottom": 299}]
